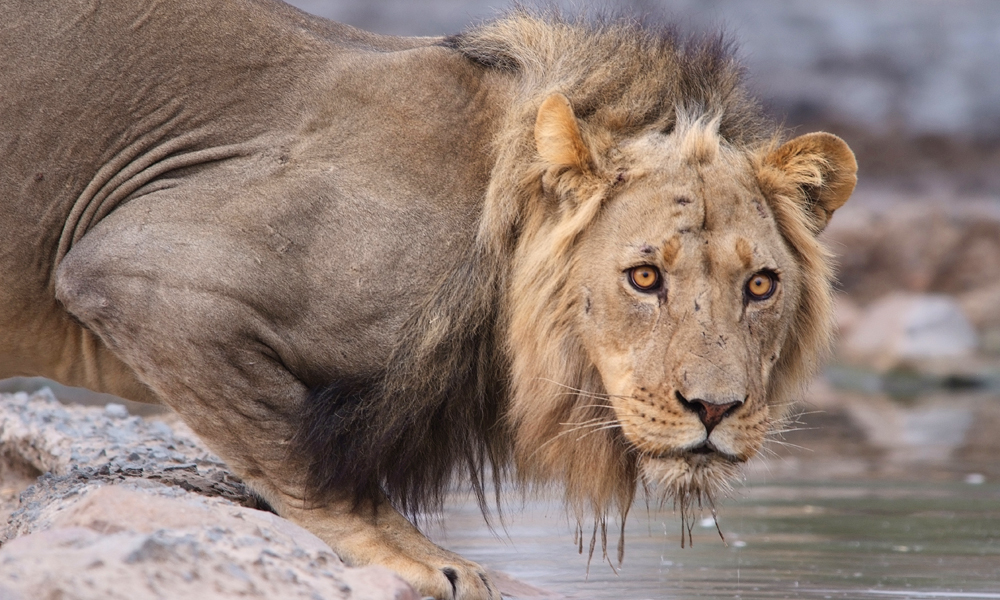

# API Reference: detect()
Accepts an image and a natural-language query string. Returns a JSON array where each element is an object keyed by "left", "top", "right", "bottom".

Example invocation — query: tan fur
[
  {"left": 661, "top": 236, "right": 683, "bottom": 267},
  {"left": 1, "top": 4, "right": 856, "bottom": 598},
  {"left": 736, "top": 237, "right": 754, "bottom": 269}
]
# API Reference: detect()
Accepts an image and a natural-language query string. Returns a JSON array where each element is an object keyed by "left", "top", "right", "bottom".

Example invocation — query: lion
[{"left": 0, "top": 1, "right": 857, "bottom": 598}]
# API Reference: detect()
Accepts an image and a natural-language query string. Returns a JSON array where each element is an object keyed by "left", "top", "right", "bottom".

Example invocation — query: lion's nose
[{"left": 676, "top": 391, "right": 743, "bottom": 434}]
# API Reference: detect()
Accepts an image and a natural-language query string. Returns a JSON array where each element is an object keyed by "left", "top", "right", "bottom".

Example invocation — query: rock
[
  {"left": 0, "top": 486, "right": 417, "bottom": 600},
  {"left": 823, "top": 205, "right": 1000, "bottom": 306},
  {"left": 841, "top": 293, "right": 978, "bottom": 371},
  {"left": 0, "top": 388, "right": 221, "bottom": 477},
  {"left": 0, "top": 390, "right": 418, "bottom": 600}
]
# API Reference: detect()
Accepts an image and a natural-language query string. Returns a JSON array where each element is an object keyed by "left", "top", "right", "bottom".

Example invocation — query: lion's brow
[
  {"left": 661, "top": 236, "right": 682, "bottom": 266},
  {"left": 735, "top": 237, "right": 754, "bottom": 269}
]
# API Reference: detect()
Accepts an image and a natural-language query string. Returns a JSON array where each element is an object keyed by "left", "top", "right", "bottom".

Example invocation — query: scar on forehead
[
  {"left": 735, "top": 237, "right": 753, "bottom": 269},
  {"left": 661, "top": 236, "right": 682, "bottom": 266}
]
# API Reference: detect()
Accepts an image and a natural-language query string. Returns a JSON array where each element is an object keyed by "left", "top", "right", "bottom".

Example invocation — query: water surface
[
  {"left": 427, "top": 385, "right": 1000, "bottom": 599},
  {"left": 429, "top": 478, "right": 1000, "bottom": 599}
]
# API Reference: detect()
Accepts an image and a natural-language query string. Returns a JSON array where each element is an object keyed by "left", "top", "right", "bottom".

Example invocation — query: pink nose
[{"left": 676, "top": 392, "right": 743, "bottom": 434}]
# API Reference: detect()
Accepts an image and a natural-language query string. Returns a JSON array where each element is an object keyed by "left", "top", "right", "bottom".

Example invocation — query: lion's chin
[{"left": 638, "top": 450, "right": 742, "bottom": 504}]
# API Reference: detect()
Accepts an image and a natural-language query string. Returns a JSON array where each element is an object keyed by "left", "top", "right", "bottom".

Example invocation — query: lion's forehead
[
  {"left": 621, "top": 141, "right": 769, "bottom": 221},
  {"left": 609, "top": 168, "right": 785, "bottom": 271}
]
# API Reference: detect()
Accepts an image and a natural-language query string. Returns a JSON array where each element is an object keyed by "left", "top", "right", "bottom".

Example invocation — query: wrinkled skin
[{"left": 0, "top": 1, "right": 856, "bottom": 598}]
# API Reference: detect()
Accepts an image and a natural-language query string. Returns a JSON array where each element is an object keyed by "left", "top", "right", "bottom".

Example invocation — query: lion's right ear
[{"left": 534, "top": 93, "right": 592, "bottom": 172}]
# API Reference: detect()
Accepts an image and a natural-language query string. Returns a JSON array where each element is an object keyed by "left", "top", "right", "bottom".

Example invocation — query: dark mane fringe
[
  {"left": 444, "top": 8, "right": 768, "bottom": 149},
  {"left": 293, "top": 244, "right": 510, "bottom": 517}
]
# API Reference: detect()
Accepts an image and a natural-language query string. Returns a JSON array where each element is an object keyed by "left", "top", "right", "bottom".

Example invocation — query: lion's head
[{"left": 505, "top": 93, "right": 856, "bottom": 526}]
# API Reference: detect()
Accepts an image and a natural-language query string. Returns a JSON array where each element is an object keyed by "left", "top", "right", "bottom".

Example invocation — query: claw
[{"left": 441, "top": 567, "right": 459, "bottom": 598}]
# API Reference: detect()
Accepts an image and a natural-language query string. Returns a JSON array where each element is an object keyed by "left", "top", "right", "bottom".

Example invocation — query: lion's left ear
[
  {"left": 761, "top": 132, "right": 857, "bottom": 233},
  {"left": 534, "top": 93, "right": 592, "bottom": 172}
]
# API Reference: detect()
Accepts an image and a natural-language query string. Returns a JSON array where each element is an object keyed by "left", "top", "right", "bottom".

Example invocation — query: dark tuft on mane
[
  {"left": 440, "top": 33, "right": 519, "bottom": 71},
  {"left": 293, "top": 244, "right": 510, "bottom": 518},
  {"left": 445, "top": 9, "right": 768, "bottom": 145},
  {"left": 294, "top": 374, "right": 386, "bottom": 509}
]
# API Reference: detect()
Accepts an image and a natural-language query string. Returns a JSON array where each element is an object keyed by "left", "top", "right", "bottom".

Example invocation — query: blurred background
[{"left": 3, "top": 1, "right": 999, "bottom": 598}]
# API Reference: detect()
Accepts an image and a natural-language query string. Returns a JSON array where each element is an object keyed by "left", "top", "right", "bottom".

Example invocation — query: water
[
  {"left": 426, "top": 385, "right": 1000, "bottom": 599},
  {"left": 428, "top": 478, "right": 1000, "bottom": 599}
]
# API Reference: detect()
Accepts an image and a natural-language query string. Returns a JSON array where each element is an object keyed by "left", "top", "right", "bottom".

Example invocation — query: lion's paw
[
  {"left": 274, "top": 496, "right": 500, "bottom": 599},
  {"left": 387, "top": 553, "right": 498, "bottom": 600}
]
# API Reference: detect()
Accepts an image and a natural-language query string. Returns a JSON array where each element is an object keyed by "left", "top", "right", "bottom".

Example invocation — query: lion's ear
[
  {"left": 534, "top": 93, "right": 592, "bottom": 172},
  {"left": 762, "top": 132, "right": 857, "bottom": 233}
]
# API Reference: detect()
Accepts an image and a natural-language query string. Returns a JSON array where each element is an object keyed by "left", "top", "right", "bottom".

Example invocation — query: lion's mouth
[
  {"left": 688, "top": 442, "right": 716, "bottom": 455},
  {"left": 642, "top": 441, "right": 741, "bottom": 463}
]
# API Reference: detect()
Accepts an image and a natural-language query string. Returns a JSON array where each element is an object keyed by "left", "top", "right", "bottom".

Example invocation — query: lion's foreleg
[{"left": 54, "top": 225, "right": 498, "bottom": 600}]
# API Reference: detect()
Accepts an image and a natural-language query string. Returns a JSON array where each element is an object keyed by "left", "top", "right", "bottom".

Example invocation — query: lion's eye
[
  {"left": 746, "top": 271, "right": 777, "bottom": 301},
  {"left": 628, "top": 265, "right": 661, "bottom": 292}
]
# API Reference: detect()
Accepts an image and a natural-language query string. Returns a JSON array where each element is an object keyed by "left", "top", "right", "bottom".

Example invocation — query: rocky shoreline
[
  {"left": 824, "top": 194, "right": 1000, "bottom": 388},
  {"left": 0, "top": 389, "right": 418, "bottom": 600}
]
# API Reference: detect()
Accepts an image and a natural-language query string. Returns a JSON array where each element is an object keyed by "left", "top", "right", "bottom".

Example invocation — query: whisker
[
  {"left": 539, "top": 420, "right": 616, "bottom": 443},
  {"left": 569, "top": 423, "right": 625, "bottom": 443},
  {"left": 788, "top": 409, "right": 825, "bottom": 418},
  {"left": 562, "top": 422, "right": 620, "bottom": 438},
  {"left": 534, "top": 379, "right": 631, "bottom": 399},
  {"left": 552, "top": 390, "right": 613, "bottom": 400},
  {"left": 532, "top": 378, "right": 638, "bottom": 401},
  {"left": 766, "top": 426, "right": 817, "bottom": 435},
  {"left": 558, "top": 417, "right": 619, "bottom": 427},
  {"left": 763, "top": 439, "right": 811, "bottom": 452},
  {"left": 755, "top": 445, "right": 781, "bottom": 459},
  {"left": 529, "top": 417, "right": 625, "bottom": 457},
  {"left": 574, "top": 403, "right": 637, "bottom": 411}
]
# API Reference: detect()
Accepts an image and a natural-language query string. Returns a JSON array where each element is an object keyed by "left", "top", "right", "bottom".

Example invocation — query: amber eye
[
  {"left": 628, "top": 265, "right": 661, "bottom": 291},
  {"left": 746, "top": 271, "right": 777, "bottom": 301}
]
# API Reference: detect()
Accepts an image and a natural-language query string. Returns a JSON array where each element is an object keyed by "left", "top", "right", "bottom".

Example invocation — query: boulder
[
  {"left": 0, "top": 389, "right": 418, "bottom": 600},
  {"left": 841, "top": 293, "right": 978, "bottom": 371},
  {"left": 823, "top": 205, "right": 1000, "bottom": 306},
  {"left": 959, "top": 283, "right": 1000, "bottom": 354}
]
